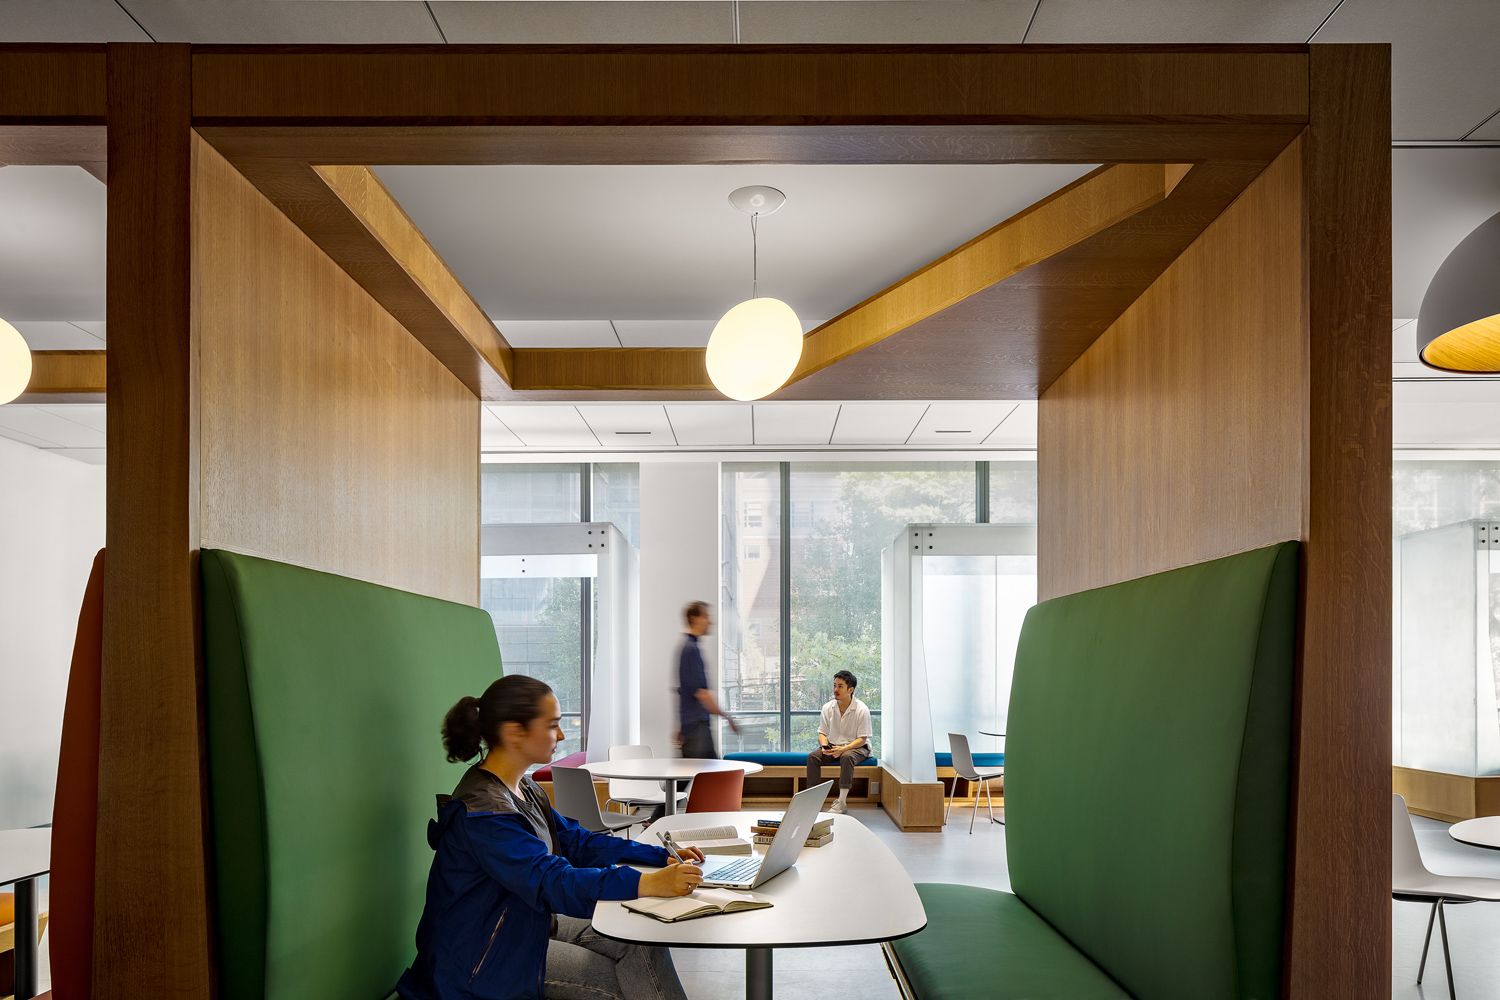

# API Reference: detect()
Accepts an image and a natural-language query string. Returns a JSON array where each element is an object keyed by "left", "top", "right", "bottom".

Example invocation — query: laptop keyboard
[{"left": 705, "top": 856, "right": 762, "bottom": 883}]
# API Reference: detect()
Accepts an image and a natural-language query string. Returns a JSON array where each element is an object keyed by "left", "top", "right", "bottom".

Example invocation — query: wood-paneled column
[{"left": 98, "top": 42, "right": 214, "bottom": 998}]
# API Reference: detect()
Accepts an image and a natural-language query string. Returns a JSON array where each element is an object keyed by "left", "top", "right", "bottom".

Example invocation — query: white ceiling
[
  {"left": 484, "top": 401, "right": 1037, "bottom": 451},
  {"left": 0, "top": 168, "right": 106, "bottom": 330},
  {"left": 0, "top": 404, "right": 106, "bottom": 464},
  {"left": 375, "top": 164, "right": 1096, "bottom": 346}
]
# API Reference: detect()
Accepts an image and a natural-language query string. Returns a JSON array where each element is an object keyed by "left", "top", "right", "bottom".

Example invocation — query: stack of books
[{"left": 751, "top": 816, "right": 835, "bottom": 848}]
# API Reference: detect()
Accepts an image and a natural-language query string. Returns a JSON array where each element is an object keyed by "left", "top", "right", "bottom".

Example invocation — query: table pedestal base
[
  {"left": 746, "top": 946, "right": 772, "bottom": 1000},
  {"left": 15, "top": 877, "right": 38, "bottom": 1000}
]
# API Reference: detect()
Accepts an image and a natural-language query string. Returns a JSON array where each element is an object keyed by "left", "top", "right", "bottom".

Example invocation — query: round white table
[
  {"left": 581, "top": 758, "right": 763, "bottom": 816},
  {"left": 978, "top": 729, "right": 1006, "bottom": 738},
  {"left": 1450, "top": 816, "right": 1500, "bottom": 850},
  {"left": 593, "top": 810, "right": 925, "bottom": 1000},
  {"left": 0, "top": 827, "right": 51, "bottom": 1000}
]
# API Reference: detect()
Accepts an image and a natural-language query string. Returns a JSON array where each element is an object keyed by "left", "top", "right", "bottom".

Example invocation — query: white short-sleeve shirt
[{"left": 818, "top": 697, "right": 873, "bottom": 744}]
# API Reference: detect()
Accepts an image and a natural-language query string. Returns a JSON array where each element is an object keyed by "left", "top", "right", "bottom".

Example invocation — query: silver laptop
[{"left": 689, "top": 780, "right": 833, "bottom": 890}]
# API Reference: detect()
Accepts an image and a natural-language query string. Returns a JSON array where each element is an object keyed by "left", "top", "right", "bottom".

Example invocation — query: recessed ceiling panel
[
  {"left": 908, "top": 402, "right": 1017, "bottom": 446},
  {"left": 122, "top": 0, "right": 444, "bottom": 43},
  {"left": 0, "top": 0, "right": 151, "bottom": 41},
  {"left": 487, "top": 406, "right": 599, "bottom": 448},
  {"left": 612, "top": 320, "right": 716, "bottom": 348},
  {"left": 578, "top": 405, "right": 677, "bottom": 446},
  {"left": 829, "top": 402, "right": 928, "bottom": 445},
  {"left": 663, "top": 404, "right": 754, "bottom": 447},
  {"left": 0, "top": 405, "right": 106, "bottom": 448},
  {"left": 739, "top": 1, "right": 1035, "bottom": 43},
  {"left": 984, "top": 402, "right": 1038, "bottom": 447},
  {"left": 495, "top": 320, "right": 620, "bottom": 348},
  {"left": 481, "top": 408, "right": 523, "bottom": 449},
  {"left": 752, "top": 404, "right": 841, "bottom": 445},
  {"left": 431, "top": 2, "right": 729, "bottom": 43},
  {"left": 1395, "top": 380, "right": 1500, "bottom": 448},
  {"left": 1318, "top": 0, "right": 1500, "bottom": 140},
  {"left": 13, "top": 321, "right": 106, "bottom": 351},
  {"left": 374, "top": 163, "right": 1097, "bottom": 346},
  {"left": 0, "top": 167, "right": 107, "bottom": 321},
  {"left": 1026, "top": 0, "right": 1333, "bottom": 42}
]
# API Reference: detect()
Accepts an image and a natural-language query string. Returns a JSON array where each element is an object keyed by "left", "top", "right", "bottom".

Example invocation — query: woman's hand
[{"left": 639, "top": 859, "right": 703, "bottom": 897}]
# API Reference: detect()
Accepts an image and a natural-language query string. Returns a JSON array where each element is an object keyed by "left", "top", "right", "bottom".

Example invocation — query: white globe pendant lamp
[
  {"left": 706, "top": 186, "right": 803, "bottom": 401},
  {"left": 0, "top": 317, "right": 32, "bottom": 405}
]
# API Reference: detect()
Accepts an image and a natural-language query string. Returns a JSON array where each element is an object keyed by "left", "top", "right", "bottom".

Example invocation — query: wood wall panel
[
  {"left": 97, "top": 43, "right": 213, "bottom": 1000},
  {"left": 193, "top": 136, "right": 477, "bottom": 605},
  {"left": 1038, "top": 140, "right": 1306, "bottom": 596}
]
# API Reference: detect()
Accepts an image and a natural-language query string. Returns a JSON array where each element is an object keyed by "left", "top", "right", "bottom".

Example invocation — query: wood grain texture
[
  {"left": 21, "top": 350, "right": 106, "bottom": 396},
  {"left": 1037, "top": 141, "right": 1307, "bottom": 597},
  {"left": 312, "top": 164, "right": 514, "bottom": 387},
  {"left": 189, "top": 47, "right": 1307, "bottom": 124},
  {"left": 0, "top": 46, "right": 106, "bottom": 121},
  {"left": 1390, "top": 767, "right": 1500, "bottom": 824},
  {"left": 879, "top": 771, "right": 946, "bottom": 832},
  {"left": 1287, "top": 43, "right": 1392, "bottom": 1000},
  {"left": 194, "top": 137, "right": 478, "bottom": 605},
  {"left": 96, "top": 43, "right": 213, "bottom": 1000}
]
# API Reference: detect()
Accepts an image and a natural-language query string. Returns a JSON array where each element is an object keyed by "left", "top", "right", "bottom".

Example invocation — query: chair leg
[
  {"left": 1419, "top": 899, "right": 1438, "bottom": 983},
  {"left": 969, "top": 785, "right": 978, "bottom": 834},
  {"left": 984, "top": 779, "right": 997, "bottom": 824},
  {"left": 943, "top": 781, "right": 952, "bottom": 823},
  {"left": 1438, "top": 899, "right": 1456, "bottom": 1000}
]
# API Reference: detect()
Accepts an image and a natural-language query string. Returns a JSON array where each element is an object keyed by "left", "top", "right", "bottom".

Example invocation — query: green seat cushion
[
  {"left": 202, "top": 550, "right": 503, "bottom": 1000},
  {"left": 891, "top": 884, "right": 1127, "bottom": 1000},
  {"left": 1006, "top": 541, "right": 1299, "bottom": 1000}
]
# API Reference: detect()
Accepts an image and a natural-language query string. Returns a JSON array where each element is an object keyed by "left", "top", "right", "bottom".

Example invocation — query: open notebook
[
  {"left": 662, "top": 824, "right": 752, "bottom": 855},
  {"left": 621, "top": 888, "right": 773, "bottom": 923}
]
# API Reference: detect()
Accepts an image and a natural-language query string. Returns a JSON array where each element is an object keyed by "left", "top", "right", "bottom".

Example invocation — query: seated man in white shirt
[{"left": 805, "top": 670, "right": 874, "bottom": 814}]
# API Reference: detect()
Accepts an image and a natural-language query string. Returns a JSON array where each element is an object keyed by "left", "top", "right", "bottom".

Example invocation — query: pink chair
[{"left": 684, "top": 769, "right": 744, "bottom": 812}]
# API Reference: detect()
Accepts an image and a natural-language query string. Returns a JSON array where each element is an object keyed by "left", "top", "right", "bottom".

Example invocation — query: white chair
[
  {"left": 605, "top": 744, "right": 687, "bottom": 812},
  {"left": 946, "top": 733, "right": 1004, "bottom": 834},
  {"left": 1392, "top": 793, "right": 1500, "bottom": 1000},
  {"left": 551, "top": 766, "right": 644, "bottom": 837}
]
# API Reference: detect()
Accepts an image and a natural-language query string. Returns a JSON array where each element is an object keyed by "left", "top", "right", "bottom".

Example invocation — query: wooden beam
[
  {"left": 15, "top": 349, "right": 106, "bottom": 403},
  {"left": 785, "top": 162, "right": 1188, "bottom": 388},
  {"left": 97, "top": 42, "right": 214, "bottom": 1000},
  {"left": 0, "top": 45, "right": 106, "bottom": 121}
]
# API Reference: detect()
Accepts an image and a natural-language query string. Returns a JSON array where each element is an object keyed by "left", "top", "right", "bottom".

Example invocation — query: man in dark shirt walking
[{"left": 677, "top": 601, "right": 738, "bottom": 760}]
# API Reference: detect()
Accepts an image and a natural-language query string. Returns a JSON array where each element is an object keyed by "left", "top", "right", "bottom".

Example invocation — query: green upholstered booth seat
[
  {"left": 892, "top": 885, "right": 1127, "bottom": 1000},
  {"left": 202, "top": 550, "right": 503, "bottom": 1000},
  {"left": 890, "top": 541, "right": 1299, "bottom": 1000}
]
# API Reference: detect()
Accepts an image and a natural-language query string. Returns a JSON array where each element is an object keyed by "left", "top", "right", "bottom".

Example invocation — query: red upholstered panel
[
  {"left": 685, "top": 769, "right": 744, "bottom": 812},
  {"left": 50, "top": 550, "right": 104, "bottom": 1000},
  {"left": 533, "top": 751, "right": 588, "bottom": 782}
]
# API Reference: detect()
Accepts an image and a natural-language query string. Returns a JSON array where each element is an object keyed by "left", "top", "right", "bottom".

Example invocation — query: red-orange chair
[
  {"left": 684, "top": 768, "right": 744, "bottom": 812},
  {"left": 49, "top": 549, "right": 104, "bottom": 1000}
]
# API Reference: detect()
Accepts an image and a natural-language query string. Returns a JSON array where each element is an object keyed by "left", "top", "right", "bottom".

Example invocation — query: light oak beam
[{"left": 15, "top": 349, "right": 106, "bottom": 403}]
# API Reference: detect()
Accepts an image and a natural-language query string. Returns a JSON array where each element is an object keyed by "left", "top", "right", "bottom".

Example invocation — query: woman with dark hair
[{"left": 397, "top": 675, "right": 703, "bottom": 1000}]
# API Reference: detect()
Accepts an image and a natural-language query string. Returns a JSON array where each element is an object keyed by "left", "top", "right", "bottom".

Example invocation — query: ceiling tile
[
  {"left": 663, "top": 404, "right": 754, "bottom": 447},
  {"left": 486, "top": 405, "right": 599, "bottom": 448},
  {"left": 38, "top": 404, "right": 105, "bottom": 433},
  {"left": 1392, "top": 319, "right": 1419, "bottom": 364},
  {"left": 0, "top": 167, "right": 107, "bottom": 321},
  {"left": 12, "top": 321, "right": 106, "bottom": 351},
  {"left": 431, "top": 2, "right": 729, "bottom": 43},
  {"left": 829, "top": 402, "right": 928, "bottom": 445},
  {"left": 1026, "top": 0, "right": 1333, "bottom": 42},
  {"left": 481, "top": 407, "right": 523, "bottom": 449},
  {"left": 612, "top": 320, "right": 716, "bottom": 348},
  {"left": 1395, "top": 378, "right": 1500, "bottom": 447},
  {"left": 45, "top": 448, "right": 106, "bottom": 465},
  {"left": 741, "top": 1, "right": 1035, "bottom": 43},
  {"left": 495, "top": 320, "right": 620, "bottom": 348},
  {"left": 1318, "top": 0, "right": 1500, "bottom": 140},
  {"left": 1470, "top": 112, "right": 1500, "bottom": 141},
  {"left": 0, "top": 0, "right": 151, "bottom": 40},
  {"left": 122, "top": 0, "right": 443, "bottom": 42},
  {"left": 0, "top": 405, "right": 105, "bottom": 448},
  {"left": 983, "top": 402, "right": 1038, "bottom": 447},
  {"left": 578, "top": 405, "right": 677, "bottom": 447},
  {"left": 0, "top": 424, "right": 56, "bottom": 450},
  {"left": 752, "top": 404, "right": 841, "bottom": 445},
  {"left": 908, "top": 402, "right": 1017, "bottom": 446}
]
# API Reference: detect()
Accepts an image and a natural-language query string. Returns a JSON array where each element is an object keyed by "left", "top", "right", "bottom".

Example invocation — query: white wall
[
  {"left": 637, "top": 462, "right": 720, "bottom": 754},
  {"left": 0, "top": 436, "right": 105, "bottom": 830}
]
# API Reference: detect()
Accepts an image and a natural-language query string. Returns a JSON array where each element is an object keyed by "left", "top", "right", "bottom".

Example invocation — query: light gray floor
[{"left": 670, "top": 805, "right": 1500, "bottom": 1000}]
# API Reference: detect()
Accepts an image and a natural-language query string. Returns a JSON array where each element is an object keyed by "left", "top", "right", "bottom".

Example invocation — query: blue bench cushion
[
  {"left": 935, "top": 752, "right": 1004, "bottom": 768},
  {"left": 891, "top": 884, "right": 1127, "bottom": 1000},
  {"left": 726, "top": 751, "right": 880, "bottom": 767}
]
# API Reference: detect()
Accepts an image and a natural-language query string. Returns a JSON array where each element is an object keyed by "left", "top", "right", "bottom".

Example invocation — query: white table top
[
  {"left": 1450, "top": 816, "right": 1500, "bottom": 850},
  {"left": 583, "top": 758, "right": 764, "bottom": 781},
  {"left": 592, "top": 810, "right": 926, "bottom": 948},
  {"left": 978, "top": 730, "right": 1006, "bottom": 738},
  {"left": 0, "top": 828, "right": 51, "bottom": 886}
]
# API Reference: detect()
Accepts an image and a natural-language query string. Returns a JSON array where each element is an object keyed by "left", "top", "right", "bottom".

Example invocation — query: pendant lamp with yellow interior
[
  {"left": 1418, "top": 209, "right": 1500, "bottom": 373},
  {"left": 0, "top": 317, "right": 32, "bottom": 404}
]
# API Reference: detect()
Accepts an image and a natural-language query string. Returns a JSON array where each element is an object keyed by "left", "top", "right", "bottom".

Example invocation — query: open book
[
  {"left": 662, "top": 824, "right": 752, "bottom": 855},
  {"left": 621, "top": 888, "right": 773, "bottom": 923}
]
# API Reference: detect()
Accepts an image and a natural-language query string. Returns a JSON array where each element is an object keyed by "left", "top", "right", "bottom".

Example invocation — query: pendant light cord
[
  {"left": 731, "top": 0, "right": 741, "bottom": 44},
  {"left": 750, "top": 212, "right": 759, "bottom": 299}
]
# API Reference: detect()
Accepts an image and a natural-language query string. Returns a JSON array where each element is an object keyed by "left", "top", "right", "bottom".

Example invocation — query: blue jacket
[{"left": 396, "top": 766, "right": 671, "bottom": 1000}]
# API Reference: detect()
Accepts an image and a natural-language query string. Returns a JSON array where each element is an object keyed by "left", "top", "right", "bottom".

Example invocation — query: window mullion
[{"left": 779, "top": 461, "right": 792, "bottom": 752}]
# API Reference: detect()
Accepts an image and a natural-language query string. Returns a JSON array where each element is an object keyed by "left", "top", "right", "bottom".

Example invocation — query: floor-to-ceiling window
[
  {"left": 721, "top": 459, "right": 1035, "bottom": 755},
  {"left": 480, "top": 462, "right": 640, "bottom": 749}
]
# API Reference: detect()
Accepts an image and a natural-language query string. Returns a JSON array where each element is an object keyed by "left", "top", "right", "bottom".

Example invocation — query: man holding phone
[{"left": 804, "top": 670, "right": 873, "bottom": 814}]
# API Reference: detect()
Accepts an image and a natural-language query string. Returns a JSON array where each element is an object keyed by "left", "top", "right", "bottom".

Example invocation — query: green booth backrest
[
  {"left": 202, "top": 549, "right": 503, "bottom": 1000},
  {"left": 1006, "top": 541, "right": 1299, "bottom": 1000}
]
